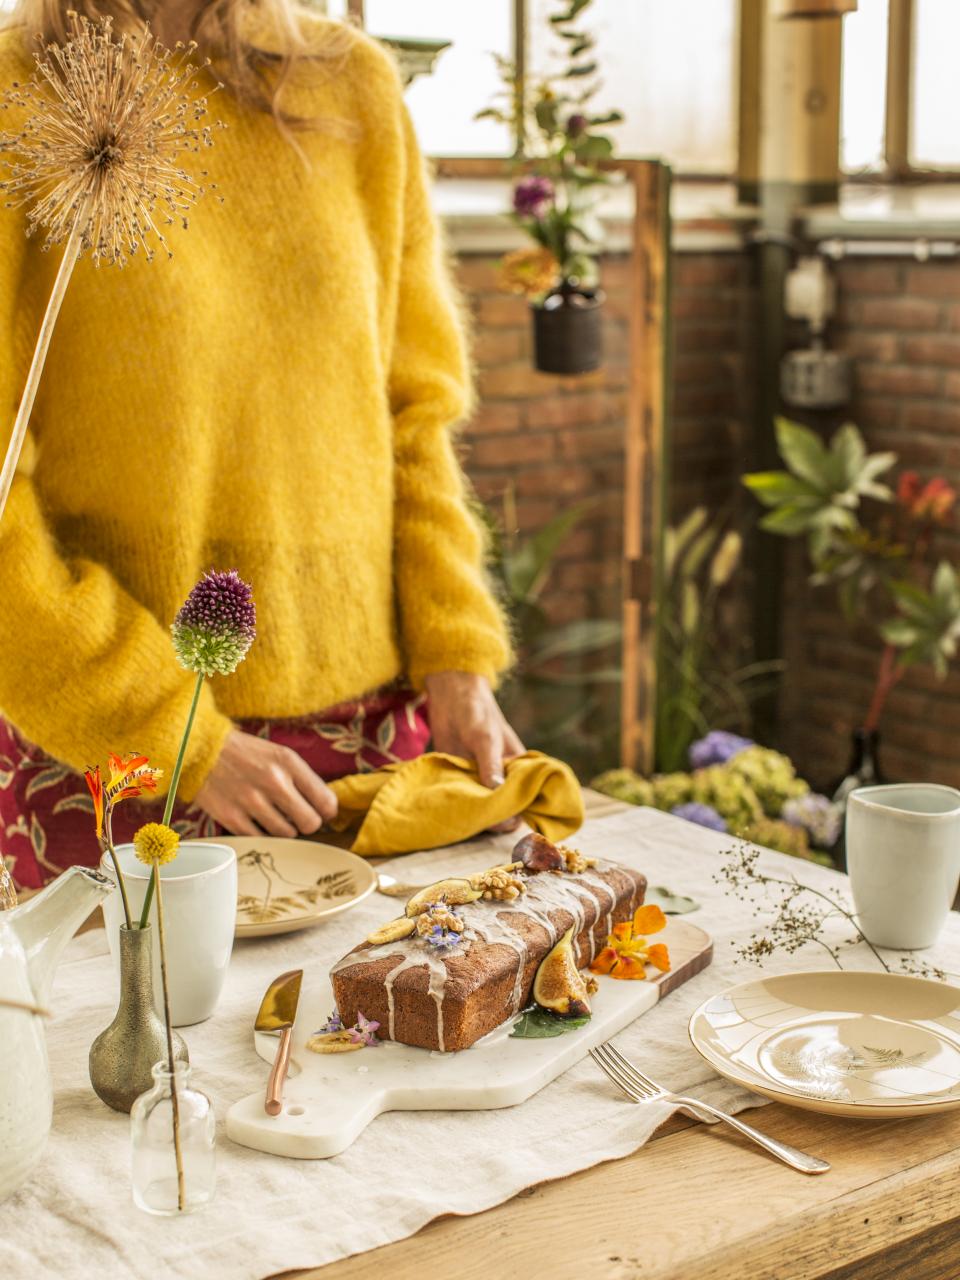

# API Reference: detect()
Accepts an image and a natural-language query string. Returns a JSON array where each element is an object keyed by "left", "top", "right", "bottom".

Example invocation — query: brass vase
[{"left": 89, "top": 924, "right": 189, "bottom": 1113}]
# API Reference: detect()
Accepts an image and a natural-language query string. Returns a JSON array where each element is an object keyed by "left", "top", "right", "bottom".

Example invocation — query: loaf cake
[{"left": 330, "top": 835, "right": 647, "bottom": 1053}]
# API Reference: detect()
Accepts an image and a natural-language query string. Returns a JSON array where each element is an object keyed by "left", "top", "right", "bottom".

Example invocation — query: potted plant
[
  {"left": 744, "top": 419, "right": 960, "bottom": 822},
  {"left": 477, "top": 0, "right": 623, "bottom": 375}
]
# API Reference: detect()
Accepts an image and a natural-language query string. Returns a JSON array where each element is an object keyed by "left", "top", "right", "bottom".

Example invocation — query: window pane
[
  {"left": 912, "top": 0, "right": 960, "bottom": 167},
  {"left": 841, "top": 0, "right": 888, "bottom": 172},
  {"left": 364, "top": 1, "right": 513, "bottom": 155},
  {"left": 530, "top": 0, "right": 736, "bottom": 173}
]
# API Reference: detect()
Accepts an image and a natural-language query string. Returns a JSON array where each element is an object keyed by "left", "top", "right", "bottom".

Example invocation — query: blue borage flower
[
  {"left": 316, "top": 1011, "right": 342, "bottom": 1035},
  {"left": 426, "top": 924, "right": 462, "bottom": 951},
  {"left": 348, "top": 1012, "right": 381, "bottom": 1047}
]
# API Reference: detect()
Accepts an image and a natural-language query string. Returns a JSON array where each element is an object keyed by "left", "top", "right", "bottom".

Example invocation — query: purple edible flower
[
  {"left": 513, "top": 175, "right": 555, "bottom": 219},
  {"left": 347, "top": 1011, "right": 381, "bottom": 1047},
  {"left": 782, "top": 793, "right": 841, "bottom": 849},
  {"left": 171, "top": 569, "right": 256, "bottom": 677},
  {"left": 689, "top": 730, "right": 753, "bottom": 770},
  {"left": 425, "top": 924, "right": 462, "bottom": 952},
  {"left": 316, "top": 1011, "right": 342, "bottom": 1035},
  {"left": 670, "top": 802, "right": 729, "bottom": 834}
]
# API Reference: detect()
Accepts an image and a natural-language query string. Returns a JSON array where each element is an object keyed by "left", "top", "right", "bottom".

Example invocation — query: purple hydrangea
[
  {"left": 670, "top": 802, "right": 729, "bottom": 834},
  {"left": 689, "top": 730, "right": 754, "bottom": 770},
  {"left": 513, "top": 175, "right": 555, "bottom": 219},
  {"left": 782, "top": 793, "right": 841, "bottom": 849},
  {"left": 171, "top": 569, "right": 256, "bottom": 677}
]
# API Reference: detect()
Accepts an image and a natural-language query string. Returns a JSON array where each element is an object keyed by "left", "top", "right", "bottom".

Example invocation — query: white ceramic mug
[
  {"left": 846, "top": 783, "right": 960, "bottom": 950},
  {"left": 101, "top": 842, "right": 237, "bottom": 1026}
]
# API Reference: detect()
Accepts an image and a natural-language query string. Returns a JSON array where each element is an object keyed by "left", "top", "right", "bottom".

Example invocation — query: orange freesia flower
[
  {"left": 107, "top": 752, "right": 162, "bottom": 803},
  {"left": 590, "top": 903, "right": 671, "bottom": 981},
  {"left": 84, "top": 753, "right": 163, "bottom": 842},
  {"left": 84, "top": 765, "right": 105, "bottom": 839}
]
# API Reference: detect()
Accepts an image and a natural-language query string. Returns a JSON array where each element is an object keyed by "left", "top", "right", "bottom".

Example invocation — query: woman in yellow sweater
[{"left": 0, "top": 0, "right": 520, "bottom": 890}]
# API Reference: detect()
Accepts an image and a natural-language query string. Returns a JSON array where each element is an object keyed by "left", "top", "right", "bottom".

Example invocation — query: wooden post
[
  {"left": 885, "top": 0, "right": 914, "bottom": 180},
  {"left": 620, "top": 161, "right": 671, "bottom": 775}
]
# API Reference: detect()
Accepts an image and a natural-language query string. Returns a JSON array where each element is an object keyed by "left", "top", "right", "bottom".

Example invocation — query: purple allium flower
[
  {"left": 782, "top": 793, "right": 841, "bottom": 849},
  {"left": 513, "top": 175, "right": 555, "bottom": 219},
  {"left": 566, "top": 112, "right": 588, "bottom": 138},
  {"left": 347, "top": 1011, "right": 381, "bottom": 1047},
  {"left": 171, "top": 568, "right": 256, "bottom": 677},
  {"left": 689, "top": 730, "right": 754, "bottom": 770},
  {"left": 317, "top": 1011, "right": 342, "bottom": 1035},
  {"left": 670, "top": 802, "right": 729, "bottom": 834}
]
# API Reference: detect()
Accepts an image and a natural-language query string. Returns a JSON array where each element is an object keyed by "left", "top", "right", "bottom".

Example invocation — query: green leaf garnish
[
  {"left": 645, "top": 885, "right": 700, "bottom": 915},
  {"left": 510, "top": 1008, "right": 592, "bottom": 1038}
]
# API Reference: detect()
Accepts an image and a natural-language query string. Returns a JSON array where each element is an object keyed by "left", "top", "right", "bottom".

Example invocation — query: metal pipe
[{"left": 817, "top": 237, "right": 960, "bottom": 260}]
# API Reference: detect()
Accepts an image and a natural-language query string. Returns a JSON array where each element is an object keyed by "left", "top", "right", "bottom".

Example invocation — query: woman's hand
[
  {"left": 194, "top": 729, "right": 338, "bottom": 837},
  {"left": 424, "top": 671, "right": 525, "bottom": 832}
]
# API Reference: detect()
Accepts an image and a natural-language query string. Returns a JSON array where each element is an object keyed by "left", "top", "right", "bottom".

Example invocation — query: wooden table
[{"left": 284, "top": 794, "right": 960, "bottom": 1280}]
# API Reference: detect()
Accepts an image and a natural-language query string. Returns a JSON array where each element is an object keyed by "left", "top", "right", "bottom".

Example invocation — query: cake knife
[{"left": 254, "top": 968, "right": 303, "bottom": 1116}]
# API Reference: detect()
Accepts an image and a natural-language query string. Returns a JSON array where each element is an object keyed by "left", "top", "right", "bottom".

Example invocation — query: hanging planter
[
  {"left": 531, "top": 283, "right": 605, "bottom": 376},
  {"left": 478, "top": 0, "right": 623, "bottom": 377}
]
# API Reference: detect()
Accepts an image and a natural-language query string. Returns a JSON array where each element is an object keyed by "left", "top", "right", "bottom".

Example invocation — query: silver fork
[{"left": 590, "top": 1042, "right": 830, "bottom": 1175}]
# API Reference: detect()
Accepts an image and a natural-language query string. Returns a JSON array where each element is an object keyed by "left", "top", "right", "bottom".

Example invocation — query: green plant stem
[
  {"left": 104, "top": 809, "right": 132, "bottom": 930},
  {"left": 139, "top": 671, "right": 204, "bottom": 929},
  {"left": 153, "top": 870, "right": 185, "bottom": 1211}
]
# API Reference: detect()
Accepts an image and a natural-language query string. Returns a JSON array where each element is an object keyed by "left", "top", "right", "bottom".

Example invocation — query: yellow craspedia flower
[{"left": 133, "top": 822, "right": 180, "bottom": 866}]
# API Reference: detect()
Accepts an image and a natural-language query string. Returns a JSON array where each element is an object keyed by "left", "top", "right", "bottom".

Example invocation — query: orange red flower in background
[
  {"left": 590, "top": 903, "right": 671, "bottom": 980},
  {"left": 896, "top": 471, "right": 957, "bottom": 526}
]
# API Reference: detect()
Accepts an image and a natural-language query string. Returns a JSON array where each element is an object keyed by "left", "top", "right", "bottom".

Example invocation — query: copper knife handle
[{"left": 265, "top": 1024, "right": 293, "bottom": 1116}]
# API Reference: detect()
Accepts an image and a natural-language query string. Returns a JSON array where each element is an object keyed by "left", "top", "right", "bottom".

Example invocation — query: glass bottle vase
[{"left": 130, "top": 1061, "right": 216, "bottom": 1215}]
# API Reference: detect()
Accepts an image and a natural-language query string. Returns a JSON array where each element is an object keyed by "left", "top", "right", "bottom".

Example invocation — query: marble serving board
[{"left": 226, "top": 917, "right": 712, "bottom": 1159}]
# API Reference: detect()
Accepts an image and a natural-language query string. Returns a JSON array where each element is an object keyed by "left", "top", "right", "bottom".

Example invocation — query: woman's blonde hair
[{"left": 7, "top": 0, "right": 353, "bottom": 127}]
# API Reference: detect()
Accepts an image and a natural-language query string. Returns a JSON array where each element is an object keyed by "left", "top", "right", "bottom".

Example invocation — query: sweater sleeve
[
  {"left": 389, "top": 106, "right": 513, "bottom": 689},
  {"left": 0, "top": 241, "right": 233, "bottom": 800}
]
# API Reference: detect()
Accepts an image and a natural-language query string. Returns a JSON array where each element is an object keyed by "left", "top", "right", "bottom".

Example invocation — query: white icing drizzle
[{"left": 331, "top": 859, "right": 628, "bottom": 1051}]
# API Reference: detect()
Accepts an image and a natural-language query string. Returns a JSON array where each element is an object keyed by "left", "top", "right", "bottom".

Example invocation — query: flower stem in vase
[
  {"left": 863, "top": 644, "right": 904, "bottom": 735},
  {"left": 139, "top": 671, "right": 204, "bottom": 930},
  {"left": 153, "top": 862, "right": 185, "bottom": 1211},
  {"left": 105, "top": 811, "right": 132, "bottom": 930}
]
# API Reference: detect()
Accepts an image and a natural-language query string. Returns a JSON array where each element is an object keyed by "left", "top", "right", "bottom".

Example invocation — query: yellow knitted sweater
[{"left": 0, "top": 19, "right": 510, "bottom": 799}]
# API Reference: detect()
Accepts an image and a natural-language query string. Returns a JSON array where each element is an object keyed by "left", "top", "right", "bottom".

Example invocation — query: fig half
[
  {"left": 532, "top": 927, "right": 592, "bottom": 1018},
  {"left": 514, "top": 832, "right": 565, "bottom": 875}
]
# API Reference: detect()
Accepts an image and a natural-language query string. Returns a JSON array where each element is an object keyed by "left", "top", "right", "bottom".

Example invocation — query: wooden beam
[
  {"left": 434, "top": 157, "right": 669, "bottom": 774},
  {"left": 885, "top": 0, "right": 914, "bottom": 179},
  {"left": 621, "top": 161, "right": 670, "bottom": 775}
]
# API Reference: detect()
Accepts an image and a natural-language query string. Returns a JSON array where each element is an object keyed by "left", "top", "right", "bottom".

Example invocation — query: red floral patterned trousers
[{"left": 1, "top": 687, "right": 430, "bottom": 891}]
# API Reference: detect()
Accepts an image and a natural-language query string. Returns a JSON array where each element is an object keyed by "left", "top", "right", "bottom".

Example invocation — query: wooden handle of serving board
[{"left": 265, "top": 1025, "right": 293, "bottom": 1116}]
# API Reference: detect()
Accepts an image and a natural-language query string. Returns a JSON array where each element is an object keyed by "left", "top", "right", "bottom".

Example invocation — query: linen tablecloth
[{"left": 5, "top": 807, "right": 960, "bottom": 1280}]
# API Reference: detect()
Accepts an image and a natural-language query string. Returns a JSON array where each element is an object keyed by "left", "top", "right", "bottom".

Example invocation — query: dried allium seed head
[{"left": 0, "top": 12, "right": 224, "bottom": 266}]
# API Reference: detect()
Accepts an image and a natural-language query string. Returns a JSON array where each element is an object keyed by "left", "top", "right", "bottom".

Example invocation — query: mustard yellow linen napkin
[{"left": 327, "top": 750, "right": 583, "bottom": 856}]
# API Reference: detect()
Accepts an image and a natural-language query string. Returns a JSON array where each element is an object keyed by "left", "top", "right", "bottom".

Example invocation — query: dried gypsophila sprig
[
  {"left": 0, "top": 12, "right": 223, "bottom": 266},
  {"left": 0, "top": 13, "right": 224, "bottom": 528},
  {"left": 715, "top": 839, "right": 957, "bottom": 983}
]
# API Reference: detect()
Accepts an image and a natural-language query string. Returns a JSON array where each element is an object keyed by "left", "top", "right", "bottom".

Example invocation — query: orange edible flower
[
  {"left": 589, "top": 902, "right": 670, "bottom": 981},
  {"left": 84, "top": 766, "right": 105, "bottom": 839}
]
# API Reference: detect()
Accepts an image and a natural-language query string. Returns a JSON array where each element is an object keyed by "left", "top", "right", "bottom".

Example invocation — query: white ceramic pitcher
[{"left": 0, "top": 866, "right": 115, "bottom": 1203}]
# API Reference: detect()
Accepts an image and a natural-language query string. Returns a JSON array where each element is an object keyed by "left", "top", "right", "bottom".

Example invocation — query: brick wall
[
  {"left": 779, "top": 258, "right": 960, "bottom": 791},
  {"left": 456, "top": 249, "right": 757, "bottom": 639}
]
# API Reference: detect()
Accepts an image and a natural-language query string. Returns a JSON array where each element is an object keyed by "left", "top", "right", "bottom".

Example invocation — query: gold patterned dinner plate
[
  {"left": 689, "top": 970, "right": 960, "bottom": 1118},
  {"left": 201, "top": 836, "right": 377, "bottom": 939}
]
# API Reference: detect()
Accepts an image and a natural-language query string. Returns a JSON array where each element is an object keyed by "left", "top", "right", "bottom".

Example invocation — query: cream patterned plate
[
  {"left": 200, "top": 836, "right": 377, "bottom": 939},
  {"left": 689, "top": 970, "right": 960, "bottom": 1118}
]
